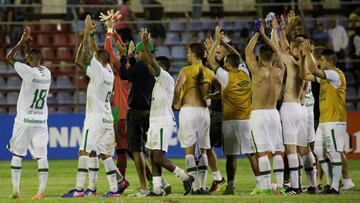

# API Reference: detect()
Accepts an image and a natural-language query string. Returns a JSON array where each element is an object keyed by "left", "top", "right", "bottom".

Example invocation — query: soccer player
[
  {"left": 6, "top": 26, "right": 50, "bottom": 200},
  {"left": 300, "top": 42, "right": 349, "bottom": 194},
  {"left": 119, "top": 24, "right": 156, "bottom": 198},
  {"left": 207, "top": 26, "right": 252, "bottom": 195},
  {"left": 62, "top": 15, "right": 125, "bottom": 198},
  {"left": 173, "top": 43, "right": 221, "bottom": 195},
  {"left": 275, "top": 13, "right": 313, "bottom": 194},
  {"left": 245, "top": 20, "right": 285, "bottom": 195},
  {"left": 137, "top": 28, "right": 195, "bottom": 196},
  {"left": 203, "top": 37, "right": 226, "bottom": 193}
]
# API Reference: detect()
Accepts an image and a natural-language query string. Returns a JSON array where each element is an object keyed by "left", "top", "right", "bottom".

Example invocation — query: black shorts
[
  {"left": 125, "top": 109, "right": 150, "bottom": 152},
  {"left": 210, "top": 111, "right": 222, "bottom": 148}
]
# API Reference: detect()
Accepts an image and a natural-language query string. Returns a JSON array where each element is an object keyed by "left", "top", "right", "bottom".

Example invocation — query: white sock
[
  {"left": 103, "top": 157, "right": 119, "bottom": 192},
  {"left": 258, "top": 156, "right": 271, "bottom": 189},
  {"left": 287, "top": 153, "right": 299, "bottom": 189},
  {"left": 314, "top": 149, "right": 332, "bottom": 186},
  {"left": 212, "top": 170, "right": 222, "bottom": 181},
  {"left": 37, "top": 158, "right": 48, "bottom": 194},
  {"left": 273, "top": 155, "right": 284, "bottom": 188},
  {"left": 328, "top": 151, "right": 342, "bottom": 191},
  {"left": 88, "top": 156, "right": 99, "bottom": 191},
  {"left": 11, "top": 156, "right": 22, "bottom": 194},
  {"left": 152, "top": 176, "right": 162, "bottom": 194},
  {"left": 185, "top": 154, "right": 198, "bottom": 191},
  {"left": 198, "top": 153, "right": 208, "bottom": 190},
  {"left": 298, "top": 154, "right": 303, "bottom": 188},
  {"left": 76, "top": 156, "right": 89, "bottom": 191},
  {"left": 255, "top": 176, "right": 262, "bottom": 189},
  {"left": 303, "top": 153, "right": 316, "bottom": 187},
  {"left": 173, "top": 166, "right": 189, "bottom": 181}
]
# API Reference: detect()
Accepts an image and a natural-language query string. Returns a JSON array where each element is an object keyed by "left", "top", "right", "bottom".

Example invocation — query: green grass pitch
[{"left": 0, "top": 158, "right": 359, "bottom": 203}]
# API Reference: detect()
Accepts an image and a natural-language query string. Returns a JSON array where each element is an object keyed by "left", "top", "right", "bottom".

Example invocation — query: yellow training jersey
[
  {"left": 319, "top": 68, "right": 347, "bottom": 123},
  {"left": 222, "top": 70, "right": 252, "bottom": 120},
  {"left": 179, "top": 64, "right": 213, "bottom": 103}
]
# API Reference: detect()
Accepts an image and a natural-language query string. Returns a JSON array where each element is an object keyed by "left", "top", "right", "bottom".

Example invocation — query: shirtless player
[{"left": 245, "top": 20, "right": 285, "bottom": 195}]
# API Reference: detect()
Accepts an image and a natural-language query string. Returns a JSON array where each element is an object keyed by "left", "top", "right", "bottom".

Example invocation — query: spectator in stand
[
  {"left": 312, "top": 22, "right": 332, "bottom": 48},
  {"left": 328, "top": 18, "right": 349, "bottom": 60},
  {"left": 353, "top": 28, "right": 360, "bottom": 69},
  {"left": 143, "top": 0, "right": 166, "bottom": 45},
  {"left": 115, "top": 0, "right": 134, "bottom": 43},
  {"left": 348, "top": 7, "right": 360, "bottom": 39},
  {"left": 5, "top": 0, "right": 25, "bottom": 46}
]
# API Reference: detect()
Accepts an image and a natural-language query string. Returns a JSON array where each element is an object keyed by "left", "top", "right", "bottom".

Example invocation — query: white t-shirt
[
  {"left": 216, "top": 64, "right": 250, "bottom": 89},
  {"left": 304, "top": 81, "right": 315, "bottom": 109},
  {"left": 316, "top": 70, "right": 341, "bottom": 89},
  {"left": 149, "top": 68, "right": 176, "bottom": 126},
  {"left": 14, "top": 62, "right": 51, "bottom": 126},
  {"left": 84, "top": 57, "right": 115, "bottom": 128}
]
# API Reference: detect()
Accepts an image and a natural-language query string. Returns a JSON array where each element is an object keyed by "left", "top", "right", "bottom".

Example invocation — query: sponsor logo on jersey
[
  {"left": 24, "top": 118, "right": 47, "bottom": 124},
  {"left": 32, "top": 78, "right": 51, "bottom": 84},
  {"left": 102, "top": 118, "right": 113, "bottom": 124}
]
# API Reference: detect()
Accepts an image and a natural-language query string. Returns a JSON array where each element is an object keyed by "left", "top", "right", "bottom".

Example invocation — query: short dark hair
[
  {"left": 313, "top": 46, "right": 326, "bottom": 60},
  {"left": 321, "top": 48, "right": 337, "bottom": 65},
  {"left": 189, "top": 43, "right": 205, "bottom": 59},
  {"left": 26, "top": 49, "right": 41, "bottom": 61},
  {"left": 259, "top": 45, "right": 274, "bottom": 62},
  {"left": 290, "top": 37, "right": 304, "bottom": 49},
  {"left": 225, "top": 54, "right": 240, "bottom": 67},
  {"left": 96, "top": 49, "right": 110, "bottom": 64},
  {"left": 156, "top": 56, "right": 171, "bottom": 71}
]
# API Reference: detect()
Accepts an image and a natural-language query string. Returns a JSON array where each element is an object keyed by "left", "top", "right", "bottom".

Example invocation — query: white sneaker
[
  {"left": 129, "top": 188, "right": 149, "bottom": 197},
  {"left": 341, "top": 179, "right": 355, "bottom": 190}
]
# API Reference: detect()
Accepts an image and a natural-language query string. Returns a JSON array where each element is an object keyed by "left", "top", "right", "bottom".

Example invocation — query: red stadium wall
[{"left": 347, "top": 112, "right": 360, "bottom": 159}]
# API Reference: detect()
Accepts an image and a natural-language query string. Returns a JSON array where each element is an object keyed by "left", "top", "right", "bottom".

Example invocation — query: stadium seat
[
  {"left": 56, "top": 47, "right": 73, "bottom": 61},
  {"left": 71, "top": 21, "right": 85, "bottom": 32},
  {"left": 345, "top": 72, "right": 355, "bottom": 85},
  {"left": 7, "top": 76, "right": 21, "bottom": 89},
  {"left": 59, "top": 61, "right": 75, "bottom": 73},
  {"left": 56, "top": 76, "right": 73, "bottom": 88},
  {"left": 234, "top": 20, "right": 249, "bottom": 30},
  {"left": 68, "top": 34, "right": 79, "bottom": 45},
  {"left": 36, "top": 34, "right": 51, "bottom": 46},
  {"left": 169, "top": 21, "right": 185, "bottom": 31},
  {"left": 47, "top": 92, "right": 57, "bottom": 104},
  {"left": 0, "top": 93, "right": 5, "bottom": 104},
  {"left": 220, "top": 20, "right": 234, "bottom": 30},
  {"left": 0, "top": 48, "right": 5, "bottom": 59},
  {"left": 346, "top": 87, "right": 357, "bottom": 99},
  {"left": 0, "top": 76, "right": 6, "bottom": 87},
  {"left": 165, "top": 32, "right": 181, "bottom": 45},
  {"left": 57, "top": 23, "right": 71, "bottom": 32},
  {"left": 57, "top": 92, "right": 73, "bottom": 104},
  {"left": 53, "top": 34, "right": 68, "bottom": 46},
  {"left": 39, "top": 24, "right": 56, "bottom": 32},
  {"left": 357, "top": 102, "right": 360, "bottom": 111},
  {"left": 8, "top": 107, "right": 16, "bottom": 114},
  {"left": 41, "top": 48, "right": 55, "bottom": 60},
  {"left": 74, "top": 91, "right": 86, "bottom": 103},
  {"left": 57, "top": 106, "right": 73, "bottom": 113},
  {"left": 171, "top": 46, "right": 186, "bottom": 60},
  {"left": 77, "top": 76, "right": 88, "bottom": 89},
  {"left": 48, "top": 106, "right": 57, "bottom": 113},
  {"left": 6, "top": 92, "right": 19, "bottom": 104},
  {"left": 0, "top": 107, "right": 6, "bottom": 115},
  {"left": 189, "top": 22, "right": 202, "bottom": 31},
  {"left": 202, "top": 21, "right": 217, "bottom": 30},
  {"left": 346, "top": 102, "right": 355, "bottom": 112},
  {"left": 155, "top": 46, "right": 171, "bottom": 58}
]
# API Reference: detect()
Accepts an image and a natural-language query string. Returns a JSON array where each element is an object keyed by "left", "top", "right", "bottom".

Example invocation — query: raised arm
[
  {"left": 79, "top": 15, "right": 94, "bottom": 69},
  {"left": 259, "top": 21, "right": 281, "bottom": 56},
  {"left": 140, "top": 28, "right": 161, "bottom": 77},
  {"left": 279, "top": 15, "right": 290, "bottom": 51},
  {"left": 207, "top": 26, "right": 223, "bottom": 70},
  {"left": 303, "top": 40, "right": 325, "bottom": 79},
  {"left": 6, "top": 26, "right": 31, "bottom": 65},
  {"left": 245, "top": 31, "right": 259, "bottom": 73},
  {"left": 74, "top": 32, "right": 84, "bottom": 69}
]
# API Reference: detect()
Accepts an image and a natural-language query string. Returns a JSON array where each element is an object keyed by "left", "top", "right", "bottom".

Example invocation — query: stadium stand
[{"left": 0, "top": 0, "right": 359, "bottom": 114}]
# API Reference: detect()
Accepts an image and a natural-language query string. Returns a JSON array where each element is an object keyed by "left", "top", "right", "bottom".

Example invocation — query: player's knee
[
  {"left": 89, "top": 151, "right": 97, "bottom": 157},
  {"left": 99, "top": 153, "right": 111, "bottom": 160},
  {"left": 151, "top": 152, "right": 164, "bottom": 165},
  {"left": 328, "top": 151, "right": 341, "bottom": 163}
]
